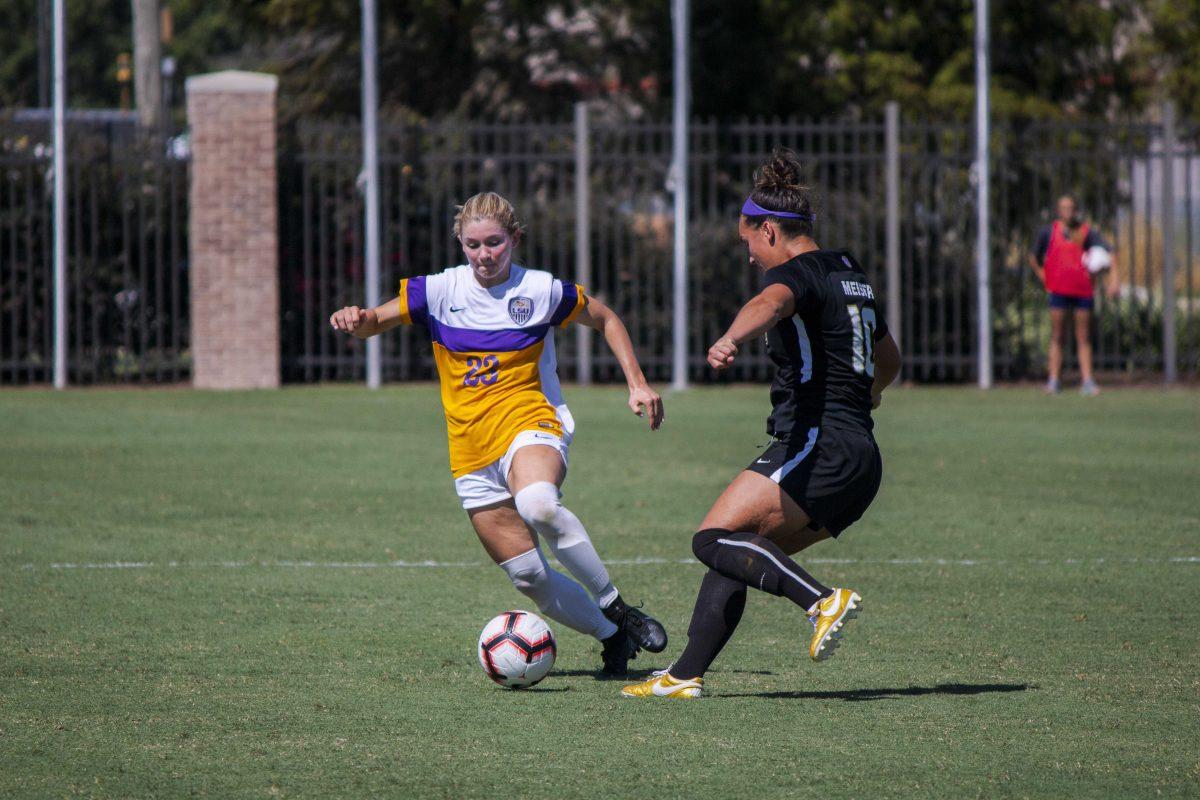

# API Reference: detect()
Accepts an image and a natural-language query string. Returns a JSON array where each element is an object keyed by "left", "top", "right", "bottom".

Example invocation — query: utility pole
[
  {"left": 52, "top": 0, "right": 67, "bottom": 388},
  {"left": 361, "top": 0, "right": 382, "bottom": 389},
  {"left": 670, "top": 0, "right": 690, "bottom": 391},
  {"left": 131, "top": 0, "right": 162, "bottom": 128},
  {"left": 885, "top": 101, "right": 901, "bottom": 351},
  {"left": 974, "top": 0, "right": 992, "bottom": 389},
  {"left": 574, "top": 102, "right": 592, "bottom": 385}
]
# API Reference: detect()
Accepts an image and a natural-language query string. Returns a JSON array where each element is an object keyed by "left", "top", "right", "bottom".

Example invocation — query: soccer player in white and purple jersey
[{"left": 330, "top": 192, "right": 668, "bottom": 675}]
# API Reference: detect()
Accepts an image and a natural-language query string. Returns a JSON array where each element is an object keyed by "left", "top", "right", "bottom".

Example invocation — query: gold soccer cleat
[
  {"left": 620, "top": 669, "right": 703, "bottom": 699},
  {"left": 808, "top": 588, "right": 862, "bottom": 661}
]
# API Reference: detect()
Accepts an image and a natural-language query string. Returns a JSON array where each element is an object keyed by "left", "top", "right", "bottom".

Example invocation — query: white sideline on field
[{"left": 15, "top": 555, "right": 1200, "bottom": 571}]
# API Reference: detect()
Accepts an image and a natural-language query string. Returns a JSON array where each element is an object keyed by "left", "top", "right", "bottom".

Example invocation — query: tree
[
  {"left": 0, "top": 0, "right": 1187, "bottom": 122},
  {"left": 1143, "top": 0, "right": 1200, "bottom": 112},
  {"left": 1, "top": 0, "right": 134, "bottom": 110}
]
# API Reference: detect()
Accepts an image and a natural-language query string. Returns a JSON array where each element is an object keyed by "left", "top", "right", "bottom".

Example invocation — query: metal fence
[
  {"left": 0, "top": 119, "right": 189, "bottom": 384},
  {"left": 990, "top": 120, "right": 1199, "bottom": 380},
  {"left": 3, "top": 113, "right": 1197, "bottom": 385},
  {"left": 283, "top": 112, "right": 1199, "bottom": 383}
]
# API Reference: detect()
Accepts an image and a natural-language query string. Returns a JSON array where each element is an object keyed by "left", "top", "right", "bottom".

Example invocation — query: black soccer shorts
[{"left": 745, "top": 425, "right": 882, "bottom": 537}]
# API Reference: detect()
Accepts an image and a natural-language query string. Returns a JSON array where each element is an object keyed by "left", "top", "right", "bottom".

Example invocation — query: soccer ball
[
  {"left": 1084, "top": 245, "right": 1112, "bottom": 274},
  {"left": 477, "top": 610, "right": 557, "bottom": 689}
]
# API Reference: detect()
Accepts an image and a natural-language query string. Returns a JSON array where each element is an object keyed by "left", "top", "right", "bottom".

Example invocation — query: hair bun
[
  {"left": 746, "top": 147, "right": 815, "bottom": 235},
  {"left": 754, "top": 148, "right": 805, "bottom": 193}
]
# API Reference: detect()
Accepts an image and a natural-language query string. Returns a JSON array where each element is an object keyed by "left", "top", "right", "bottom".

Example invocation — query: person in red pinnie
[{"left": 1027, "top": 195, "right": 1120, "bottom": 396}]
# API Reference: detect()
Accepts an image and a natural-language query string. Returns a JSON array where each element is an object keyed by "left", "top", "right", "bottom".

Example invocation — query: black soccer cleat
[
  {"left": 602, "top": 597, "right": 668, "bottom": 654},
  {"left": 600, "top": 630, "right": 638, "bottom": 676}
]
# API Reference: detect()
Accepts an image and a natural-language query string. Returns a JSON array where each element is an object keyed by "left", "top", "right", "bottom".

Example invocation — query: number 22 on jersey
[{"left": 847, "top": 305, "right": 877, "bottom": 377}]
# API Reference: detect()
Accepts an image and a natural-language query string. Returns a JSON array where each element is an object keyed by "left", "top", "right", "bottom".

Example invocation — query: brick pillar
[{"left": 186, "top": 70, "right": 279, "bottom": 389}]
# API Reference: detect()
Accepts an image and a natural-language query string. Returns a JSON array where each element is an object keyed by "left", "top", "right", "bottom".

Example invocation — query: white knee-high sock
[
  {"left": 513, "top": 482, "right": 619, "bottom": 608},
  {"left": 499, "top": 548, "right": 618, "bottom": 641}
]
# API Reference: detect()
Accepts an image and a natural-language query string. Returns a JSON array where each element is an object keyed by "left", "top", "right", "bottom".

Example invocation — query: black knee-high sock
[
  {"left": 671, "top": 570, "right": 747, "bottom": 680},
  {"left": 692, "top": 528, "right": 831, "bottom": 611}
]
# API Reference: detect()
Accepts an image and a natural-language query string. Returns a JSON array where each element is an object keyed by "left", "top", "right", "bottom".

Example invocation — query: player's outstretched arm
[
  {"left": 707, "top": 284, "right": 796, "bottom": 370},
  {"left": 329, "top": 297, "right": 403, "bottom": 339},
  {"left": 575, "top": 296, "right": 664, "bottom": 430},
  {"left": 871, "top": 332, "right": 902, "bottom": 409}
]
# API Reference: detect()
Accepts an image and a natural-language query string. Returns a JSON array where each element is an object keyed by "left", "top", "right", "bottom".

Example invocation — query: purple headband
[{"left": 741, "top": 197, "right": 815, "bottom": 221}]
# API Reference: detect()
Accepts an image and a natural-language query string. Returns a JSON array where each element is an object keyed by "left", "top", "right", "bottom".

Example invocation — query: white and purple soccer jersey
[{"left": 395, "top": 264, "right": 587, "bottom": 476}]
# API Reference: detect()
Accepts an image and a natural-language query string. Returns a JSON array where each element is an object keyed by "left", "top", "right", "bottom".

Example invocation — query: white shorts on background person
[{"left": 455, "top": 428, "right": 571, "bottom": 510}]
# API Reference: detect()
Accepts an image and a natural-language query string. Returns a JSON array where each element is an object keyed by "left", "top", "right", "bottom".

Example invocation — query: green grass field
[{"left": 1, "top": 385, "right": 1198, "bottom": 798}]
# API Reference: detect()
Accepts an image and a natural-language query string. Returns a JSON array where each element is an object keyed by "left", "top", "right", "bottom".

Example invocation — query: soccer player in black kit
[{"left": 623, "top": 149, "right": 902, "bottom": 698}]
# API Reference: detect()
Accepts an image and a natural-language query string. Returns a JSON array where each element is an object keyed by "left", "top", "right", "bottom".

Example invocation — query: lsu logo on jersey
[{"left": 508, "top": 296, "right": 533, "bottom": 325}]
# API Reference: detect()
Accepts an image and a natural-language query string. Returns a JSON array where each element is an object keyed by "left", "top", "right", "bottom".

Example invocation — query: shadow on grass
[
  {"left": 554, "top": 668, "right": 776, "bottom": 682},
  {"left": 716, "top": 682, "right": 1033, "bottom": 701},
  {"left": 553, "top": 668, "right": 658, "bottom": 682}
]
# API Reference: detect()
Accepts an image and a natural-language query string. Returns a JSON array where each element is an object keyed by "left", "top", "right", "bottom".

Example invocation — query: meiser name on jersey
[{"left": 759, "top": 249, "right": 890, "bottom": 441}]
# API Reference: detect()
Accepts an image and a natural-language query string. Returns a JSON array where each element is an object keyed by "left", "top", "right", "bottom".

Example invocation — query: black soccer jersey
[{"left": 760, "top": 249, "right": 889, "bottom": 439}]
